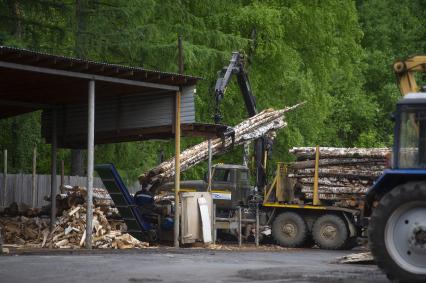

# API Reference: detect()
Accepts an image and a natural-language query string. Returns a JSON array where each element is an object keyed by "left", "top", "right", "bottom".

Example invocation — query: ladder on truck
[{"left": 95, "top": 164, "right": 151, "bottom": 241}]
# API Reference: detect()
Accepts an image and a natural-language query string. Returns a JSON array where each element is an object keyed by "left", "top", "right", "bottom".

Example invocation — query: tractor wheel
[
  {"left": 369, "top": 182, "right": 426, "bottom": 283},
  {"left": 272, "top": 212, "right": 308, "bottom": 248},
  {"left": 312, "top": 214, "right": 348, "bottom": 250}
]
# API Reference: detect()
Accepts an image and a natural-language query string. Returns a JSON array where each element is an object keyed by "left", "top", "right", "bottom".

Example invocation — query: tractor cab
[{"left": 394, "top": 93, "right": 426, "bottom": 169}]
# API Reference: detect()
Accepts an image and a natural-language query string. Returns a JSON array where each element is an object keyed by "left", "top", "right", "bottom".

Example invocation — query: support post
[
  {"left": 174, "top": 91, "right": 181, "bottom": 248},
  {"left": 212, "top": 203, "right": 216, "bottom": 244},
  {"left": 238, "top": 206, "right": 242, "bottom": 247},
  {"left": 50, "top": 110, "right": 57, "bottom": 231},
  {"left": 207, "top": 139, "right": 212, "bottom": 191},
  {"left": 32, "top": 147, "right": 37, "bottom": 208},
  {"left": 255, "top": 205, "right": 259, "bottom": 247},
  {"left": 60, "top": 160, "right": 65, "bottom": 194},
  {"left": 3, "top": 149, "right": 7, "bottom": 209},
  {"left": 313, "top": 145, "right": 320, "bottom": 206},
  {"left": 86, "top": 80, "right": 95, "bottom": 249}
]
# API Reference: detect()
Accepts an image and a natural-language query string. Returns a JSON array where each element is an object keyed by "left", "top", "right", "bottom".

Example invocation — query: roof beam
[
  {"left": 0, "top": 61, "right": 180, "bottom": 91},
  {"left": 0, "top": 99, "right": 54, "bottom": 109}
]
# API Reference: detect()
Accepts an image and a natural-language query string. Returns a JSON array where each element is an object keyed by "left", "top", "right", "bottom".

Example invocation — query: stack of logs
[
  {"left": 288, "top": 147, "right": 391, "bottom": 207},
  {"left": 0, "top": 188, "right": 148, "bottom": 249},
  {"left": 140, "top": 104, "right": 303, "bottom": 192}
]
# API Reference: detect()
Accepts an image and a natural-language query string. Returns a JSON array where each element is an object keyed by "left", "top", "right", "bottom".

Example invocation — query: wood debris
[
  {"left": 139, "top": 104, "right": 304, "bottom": 192},
  {"left": 0, "top": 204, "right": 148, "bottom": 249},
  {"left": 338, "top": 252, "right": 374, "bottom": 264},
  {"left": 288, "top": 147, "right": 391, "bottom": 207}
]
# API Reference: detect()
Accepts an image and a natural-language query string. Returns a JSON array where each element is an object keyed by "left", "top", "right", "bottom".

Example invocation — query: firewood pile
[
  {"left": 55, "top": 186, "right": 119, "bottom": 218},
  {"left": 139, "top": 103, "right": 304, "bottom": 192},
  {"left": 288, "top": 147, "right": 391, "bottom": 207},
  {"left": 0, "top": 188, "right": 149, "bottom": 249}
]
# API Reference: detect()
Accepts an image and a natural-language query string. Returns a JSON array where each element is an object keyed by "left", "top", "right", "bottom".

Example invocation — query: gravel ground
[{"left": 0, "top": 248, "right": 388, "bottom": 283}]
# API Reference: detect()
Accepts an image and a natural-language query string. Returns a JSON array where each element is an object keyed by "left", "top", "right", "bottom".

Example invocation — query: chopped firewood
[
  {"left": 68, "top": 206, "right": 81, "bottom": 217},
  {"left": 54, "top": 239, "right": 69, "bottom": 248},
  {"left": 79, "top": 230, "right": 86, "bottom": 247},
  {"left": 0, "top": 203, "right": 149, "bottom": 250}
]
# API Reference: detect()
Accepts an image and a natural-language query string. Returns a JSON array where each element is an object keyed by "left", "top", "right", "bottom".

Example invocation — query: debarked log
[
  {"left": 139, "top": 103, "right": 304, "bottom": 192},
  {"left": 295, "top": 177, "right": 372, "bottom": 187},
  {"left": 289, "top": 158, "right": 386, "bottom": 169},
  {"left": 300, "top": 185, "right": 369, "bottom": 194},
  {"left": 290, "top": 147, "right": 391, "bottom": 161},
  {"left": 287, "top": 168, "right": 383, "bottom": 179}
]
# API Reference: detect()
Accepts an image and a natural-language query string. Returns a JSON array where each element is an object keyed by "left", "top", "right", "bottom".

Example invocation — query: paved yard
[{"left": 0, "top": 248, "right": 388, "bottom": 283}]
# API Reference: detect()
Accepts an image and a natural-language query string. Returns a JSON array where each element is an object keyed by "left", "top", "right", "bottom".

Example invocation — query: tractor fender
[{"left": 365, "top": 169, "right": 426, "bottom": 216}]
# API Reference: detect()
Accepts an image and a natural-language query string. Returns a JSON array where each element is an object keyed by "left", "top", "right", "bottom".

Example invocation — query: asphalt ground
[{"left": 0, "top": 248, "right": 388, "bottom": 283}]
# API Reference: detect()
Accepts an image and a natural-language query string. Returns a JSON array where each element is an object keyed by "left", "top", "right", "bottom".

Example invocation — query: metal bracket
[{"left": 221, "top": 127, "right": 235, "bottom": 150}]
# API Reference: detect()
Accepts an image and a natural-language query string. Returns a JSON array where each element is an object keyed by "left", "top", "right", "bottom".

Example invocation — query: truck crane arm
[
  {"left": 214, "top": 52, "right": 269, "bottom": 192},
  {"left": 214, "top": 52, "right": 257, "bottom": 124},
  {"left": 393, "top": 55, "right": 426, "bottom": 95}
]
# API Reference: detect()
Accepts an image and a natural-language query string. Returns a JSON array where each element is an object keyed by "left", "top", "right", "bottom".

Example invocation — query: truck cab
[
  {"left": 366, "top": 93, "right": 426, "bottom": 205},
  {"left": 161, "top": 164, "right": 254, "bottom": 210},
  {"left": 209, "top": 164, "right": 253, "bottom": 209}
]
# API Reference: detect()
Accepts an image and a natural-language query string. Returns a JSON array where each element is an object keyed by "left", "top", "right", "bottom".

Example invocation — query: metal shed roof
[{"left": 0, "top": 46, "right": 201, "bottom": 119}]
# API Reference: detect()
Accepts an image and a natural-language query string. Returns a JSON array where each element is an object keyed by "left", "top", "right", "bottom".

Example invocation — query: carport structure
[{"left": 0, "top": 46, "right": 223, "bottom": 248}]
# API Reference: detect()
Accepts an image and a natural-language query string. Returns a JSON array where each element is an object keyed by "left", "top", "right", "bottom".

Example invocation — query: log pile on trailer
[
  {"left": 139, "top": 104, "right": 303, "bottom": 192},
  {"left": 288, "top": 147, "right": 391, "bottom": 207}
]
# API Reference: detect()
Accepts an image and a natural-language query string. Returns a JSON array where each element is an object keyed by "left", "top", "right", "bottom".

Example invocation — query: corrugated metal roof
[
  {"left": 0, "top": 45, "right": 201, "bottom": 86},
  {"left": 0, "top": 46, "right": 228, "bottom": 145}
]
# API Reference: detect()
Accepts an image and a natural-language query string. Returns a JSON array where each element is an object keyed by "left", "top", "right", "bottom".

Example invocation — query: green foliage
[{"left": 0, "top": 0, "right": 425, "bottom": 184}]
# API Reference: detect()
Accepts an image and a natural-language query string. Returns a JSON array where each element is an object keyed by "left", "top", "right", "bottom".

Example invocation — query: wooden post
[
  {"left": 50, "top": 110, "right": 58, "bottom": 231},
  {"left": 313, "top": 145, "right": 320, "bottom": 206},
  {"left": 174, "top": 91, "right": 181, "bottom": 248},
  {"left": 238, "top": 206, "right": 242, "bottom": 247},
  {"left": 207, "top": 139, "right": 212, "bottom": 191},
  {"left": 212, "top": 203, "right": 216, "bottom": 244},
  {"left": 32, "top": 147, "right": 37, "bottom": 208},
  {"left": 3, "top": 149, "right": 7, "bottom": 209},
  {"left": 86, "top": 80, "right": 95, "bottom": 249},
  {"left": 255, "top": 205, "right": 259, "bottom": 247},
  {"left": 60, "top": 160, "right": 65, "bottom": 194},
  {"left": 178, "top": 35, "right": 184, "bottom": 74}
]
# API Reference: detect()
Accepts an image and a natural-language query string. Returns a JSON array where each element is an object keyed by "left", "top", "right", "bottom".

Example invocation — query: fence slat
[{"left": 0, "top": 173, "right": 142, "bottom": 208}]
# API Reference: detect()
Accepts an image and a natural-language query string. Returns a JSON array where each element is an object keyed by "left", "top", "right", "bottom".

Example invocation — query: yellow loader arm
[{"left": 393, "top": 56, "right": 426, "bottom": 96}]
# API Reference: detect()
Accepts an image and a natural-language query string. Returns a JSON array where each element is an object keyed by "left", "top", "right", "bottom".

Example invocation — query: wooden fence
[{"left": 0, "top": 173, "right": 140, "bottom": 208}]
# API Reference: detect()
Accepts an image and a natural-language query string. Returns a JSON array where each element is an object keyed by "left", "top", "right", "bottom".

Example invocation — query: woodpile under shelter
[{"left": 0, "top": 46, "right": 226, "bottom": 248}]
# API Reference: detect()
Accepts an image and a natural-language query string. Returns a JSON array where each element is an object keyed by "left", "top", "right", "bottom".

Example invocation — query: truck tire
[
  {"left": 369, "top": 182, "right": 426, "bottom": 283},
  {"left": 272, "top": 212, "right": 308, "bottom": 248},
  {"left": 312, "top": 214, "right": 348, "bottom": 250}
]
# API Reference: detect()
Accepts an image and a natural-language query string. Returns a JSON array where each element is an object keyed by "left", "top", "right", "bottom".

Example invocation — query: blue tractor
[{"left": 366, "top": 56, "right": 426, "bottom": 283}]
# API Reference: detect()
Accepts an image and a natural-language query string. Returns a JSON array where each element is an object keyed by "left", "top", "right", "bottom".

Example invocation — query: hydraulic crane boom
[
  {"left": 214, "top": 52, "right": 257, "bottom": 123},
  {"left": 393, "top": 55, "right": 426, "bottom": 95},
  {"left": 214, "top": 52, "right": 269, "bottom": 192}
]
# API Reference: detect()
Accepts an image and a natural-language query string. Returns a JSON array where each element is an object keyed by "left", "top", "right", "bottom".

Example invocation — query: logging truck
[
  {"left": 208, "top": 52, "right": 362, "bottom": 248},
  {"left": 164, "top": 156, "right": 363, "bottom": 250}
]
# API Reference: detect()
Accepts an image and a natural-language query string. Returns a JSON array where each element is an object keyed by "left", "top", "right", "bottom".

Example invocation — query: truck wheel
[
  {"left": 313, "top": 214, "right": 348, "bottom": 250},
  {"left": 369, "top": 182, "right": 426, "bottom": 283},
  {"left": 272, "top": 212, "right": 308, "bottom": 248}
]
